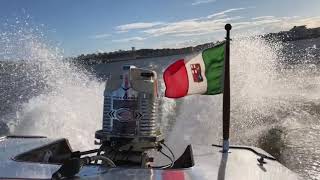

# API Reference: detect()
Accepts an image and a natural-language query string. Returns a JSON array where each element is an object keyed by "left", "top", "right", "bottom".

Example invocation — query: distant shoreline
[
  {"left": 263, "top": 25, "right": 320, "bottom": 42},
  {"left": 71, "top": 42, "right": 221, "bottom": 65},
  {"left": 1, "top": 25, "right": 320, "bottom": 64},
  {"left": 71, "top": 25, "right": 320, "bottom": 65}
]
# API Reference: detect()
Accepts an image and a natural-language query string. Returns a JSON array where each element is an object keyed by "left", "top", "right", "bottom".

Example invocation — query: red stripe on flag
[{"left": 163, "top": 59, "right": 189, "bottom": 98}]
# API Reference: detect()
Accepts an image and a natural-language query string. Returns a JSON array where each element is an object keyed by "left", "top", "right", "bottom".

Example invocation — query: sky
[{"left": 1, "top": 0, "right": 320, "bottom": 57}]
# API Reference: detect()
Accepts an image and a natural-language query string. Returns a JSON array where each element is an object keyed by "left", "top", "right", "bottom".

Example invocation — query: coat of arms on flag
[
  {"left": 163, "top": 42, "right": 225, "bottom": 98},
  {"left": 190, "top": 64, "right": 203, "bottom": 82}
]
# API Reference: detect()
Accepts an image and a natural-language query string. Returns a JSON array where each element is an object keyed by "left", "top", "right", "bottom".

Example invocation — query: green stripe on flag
[{"left": 202, "top": 42, "right": 225, "bottom": 95}]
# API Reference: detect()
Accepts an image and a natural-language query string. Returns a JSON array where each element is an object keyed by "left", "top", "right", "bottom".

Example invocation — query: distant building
[{"left": 290, "top": 25, "right": 307, "bottom": 32}]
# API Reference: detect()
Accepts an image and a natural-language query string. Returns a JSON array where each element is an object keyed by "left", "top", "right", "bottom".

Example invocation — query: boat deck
[{"left": 0, "top": 136, "right": 301, "bottom": 180}]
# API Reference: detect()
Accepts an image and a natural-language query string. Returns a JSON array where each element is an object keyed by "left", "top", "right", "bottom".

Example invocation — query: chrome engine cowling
[{"left": 95, "top": 66, "right": 161, "bottom": 167}]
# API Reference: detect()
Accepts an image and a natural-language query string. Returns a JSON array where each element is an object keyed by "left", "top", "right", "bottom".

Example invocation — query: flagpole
[{"left": 222, "top": 24, "right": 232, "bottom": 153}]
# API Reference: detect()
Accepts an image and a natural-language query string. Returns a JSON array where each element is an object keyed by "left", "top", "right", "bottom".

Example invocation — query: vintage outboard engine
[{"left": 95, "top": 65, "right": 162, "bottom": 167}]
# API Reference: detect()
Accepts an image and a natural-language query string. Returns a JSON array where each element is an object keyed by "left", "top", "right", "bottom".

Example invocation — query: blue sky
[{"left": 1, "top": 0, "right": 320, "bottom": 57}]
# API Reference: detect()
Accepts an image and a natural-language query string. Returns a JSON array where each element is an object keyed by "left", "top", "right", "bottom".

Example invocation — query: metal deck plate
[{"left": 0, "top": 137, "right": 301, "bottom": 180}]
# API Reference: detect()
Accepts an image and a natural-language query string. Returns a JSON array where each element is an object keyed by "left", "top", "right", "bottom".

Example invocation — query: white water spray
[
  {"left": 166, "top": 36, "right": 280, "bottom": 146},
  {"left": 1, "top": 19, "right": 320, "bottom": 179},
  {"left": 165, "top": 36, "right": 320, "bottom": 179},
  {"left": 1, "top": 19, "right": 104, "bottom": 150}
]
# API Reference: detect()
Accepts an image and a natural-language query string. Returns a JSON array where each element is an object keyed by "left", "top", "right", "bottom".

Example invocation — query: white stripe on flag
[{"left": 185, "top": 53, "right": 207, "bottom": 95}]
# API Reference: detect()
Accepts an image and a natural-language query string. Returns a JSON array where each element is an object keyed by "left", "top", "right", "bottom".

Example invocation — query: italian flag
[{"left": 163, "top": 42, "right": 225, "bottom": 98}]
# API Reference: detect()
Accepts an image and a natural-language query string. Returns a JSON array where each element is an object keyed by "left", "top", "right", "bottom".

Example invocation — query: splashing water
[
  {"left": 1, "top": 19, "right": 320, "bottom": 179},
  {"left": 230, "top": 37, "right": 320, "bottom": 179},
  {"left": 165, "top": 36, "right": 320, "bottom": 179},
  {"left": 0, "top": 18, "right": 178, "bottom": 151},
  {"left": 164, "top": 36, "right": 281, "bottom": 152},
  {"left": 1, "top": 18, "right": 104, "bottom": 150}
]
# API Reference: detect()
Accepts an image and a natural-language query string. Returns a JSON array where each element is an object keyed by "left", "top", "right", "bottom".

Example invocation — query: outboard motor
[
  {"left": 95, "top": 65, "right": 162, "bottom": 167},
  {"left": 53, "top": 66, "right": 184, "bottom": 178}
]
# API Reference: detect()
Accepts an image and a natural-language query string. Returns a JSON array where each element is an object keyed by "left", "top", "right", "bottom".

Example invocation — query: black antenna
[{"left": 222, "top": 24, "right": 232, "bottom": 153}]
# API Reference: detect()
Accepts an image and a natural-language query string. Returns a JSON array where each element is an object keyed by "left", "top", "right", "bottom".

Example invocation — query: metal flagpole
[{"left": 222, "top": 24, "right": 232, "bottom": 153}]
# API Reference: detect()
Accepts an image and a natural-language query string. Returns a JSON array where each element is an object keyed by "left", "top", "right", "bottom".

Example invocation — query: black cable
[
  {"left": 150, "top": 150, "right": 174, "bottom": 169},
  {"left": 212, "top": 144, "right": 277, "bottom": 160},
  {"left": 160, "top": 142, "right": 175, "bottom": 163},
  {"left": 160, "top": 150, "right": 174, "bottom": 166}
]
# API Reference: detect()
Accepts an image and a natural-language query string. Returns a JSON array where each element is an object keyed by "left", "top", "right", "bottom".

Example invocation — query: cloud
[
  {"left": 115, "top": 22, "right": 163, "bottom": 32},
  {"left": 163, "top": 16, "right": 320, "bottom": 48},
  {"left": 172, "top": 31, "right": 220, "bottom": 37},
  {"left": 139, "top": 8, "right": 248, "bottom": 37},
  {"left": 148, "top": 15, "right": 320, "bottom": 49},
  {"left": 226, "top": 16, "right": 320, "bottom": 36},
  {"left": 191, "top": 0, "right": 216, "bottom": 6},
  {"left": 112, "top": 8, "right": 247, "bottom": 38},
  {"left": 110, "top": 6, "right": 320, "bottom": 48},
  {"left": 143, "top": 16, "right": 242, "bottom": 37},
  {"left": 89, "top": 33, "right": 111, "bottom": 39},
  {"left": 142, "top": 15, "right": 320, "bottom": 39},
  {"left": 207, "top": 8, "right": 246, "bottom": 19},
  {"left": 251, "top": 16, "right": 275, "bottom": 20},
  {"left": 112, "top": 36, "right": 146, "bottom": 43}
]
